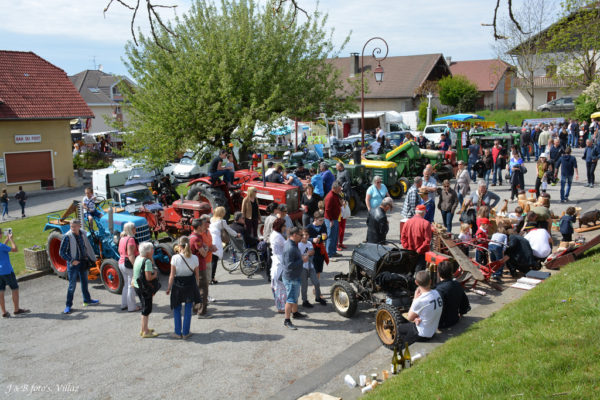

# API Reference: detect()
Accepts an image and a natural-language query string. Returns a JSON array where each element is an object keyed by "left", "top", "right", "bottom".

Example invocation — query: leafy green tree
[
  {"left": 574, "top": 81, "right": 600, "bottom": 121},
  {"left": 120, "top": 0, "right": 357, "bottom": 167},
  {"left": 438, "top": 75, "right": 480, "bottom": 112},
  {"left": 545, "top": 0, "right": 600, "bottom": 87}
]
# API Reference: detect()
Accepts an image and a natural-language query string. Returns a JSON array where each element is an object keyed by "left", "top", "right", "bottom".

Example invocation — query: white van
[{"left": 92, "top": 167, "right": 131, "bottom": 199}]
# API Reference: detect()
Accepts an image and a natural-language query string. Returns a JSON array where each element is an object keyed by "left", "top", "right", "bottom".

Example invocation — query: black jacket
[
  {"left": 436, "top": 279, "right": 471, "bottom": 329},
  {"left": 366, "top": 207, "right": 389, "bottom": 244}
]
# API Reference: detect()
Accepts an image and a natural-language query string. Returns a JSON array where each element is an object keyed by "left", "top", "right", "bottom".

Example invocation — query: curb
[{"left": 17, "top": 270, "right": 52, "bottom": 282}]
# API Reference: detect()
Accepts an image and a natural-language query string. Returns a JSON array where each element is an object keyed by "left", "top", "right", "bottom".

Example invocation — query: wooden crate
[{"left": 24, "top": 248, "right": 50, "bottom": 271}]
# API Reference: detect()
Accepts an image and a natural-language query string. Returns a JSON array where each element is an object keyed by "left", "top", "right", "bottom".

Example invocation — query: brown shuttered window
[{"left": 5, "top": 151, "right": 53, "bottom": 183}]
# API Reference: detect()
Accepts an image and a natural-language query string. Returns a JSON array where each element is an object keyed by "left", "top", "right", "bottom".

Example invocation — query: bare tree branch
[{"left": 482, "top": 0, "right": 530, "bottom": 40}]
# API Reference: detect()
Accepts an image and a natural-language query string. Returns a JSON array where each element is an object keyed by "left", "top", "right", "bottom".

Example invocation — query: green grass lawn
[
  {"left": 0, "top": 211, "right": 64, "bottom": 276},
  {"left": 367, "top": 250, "right": 600, "bottom": 400}
]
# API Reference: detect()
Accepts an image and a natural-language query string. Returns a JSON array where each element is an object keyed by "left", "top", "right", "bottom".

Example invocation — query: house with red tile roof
[
  {"left": 0, "top": 50, "right": 93, "bottom": 193},
  {"left": 449, "top": 59, "right": 516, "bottom": 110},
  {"left": 329, "top": 53, "right": 451, "bottom": 133}
]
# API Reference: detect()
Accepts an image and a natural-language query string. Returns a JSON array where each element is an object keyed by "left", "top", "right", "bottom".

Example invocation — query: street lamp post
[{"left": 361, "top": 37, "right": 388, "bottom": 149}]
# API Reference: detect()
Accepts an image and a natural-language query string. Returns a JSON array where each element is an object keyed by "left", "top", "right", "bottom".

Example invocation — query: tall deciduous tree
[
  {"left": 438, "top": 75, "right": 479, "bottom": 112},
  {"left": 545, "top": 0, "right": 600, "bottom": 88},
  {"left": 495, "top": 0, "right": 557, "bottom": 111},
  {"left": 120, "top": 0, "right": 356, "bottom": 167}
]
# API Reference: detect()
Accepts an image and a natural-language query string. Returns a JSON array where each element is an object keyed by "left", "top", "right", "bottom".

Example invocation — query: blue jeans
[
  {"left": 66, "top": 263, "right": 91, "bottom": 307},
  {"left": 468, "top": 159, "right": 476, "bottom": 181},
  {"left": 489, "top": 244, "right": 504, "bottom": 277},
  {"left": 282, "top": 278, "right": 301, "bottom": 304},
  {"left": 1, "top": 202, "right": 7, "bottom": 217},
  {"left": 173, "top": 302, "right": 193, "bottom": 336},
  {"left": 484, "top": 169, "right": 491, "bottom": 186},
  {"left": 441, "top": 210, "right": 454, "bottom": 233},
  {"left": 534, "top": 143, "right": 540, "bottom": 160},
  {"left": 521, "top": 145, "right": 530, "bottom": 162},
  {"left": 568, "top": 133, "right": 576, "bottom": 148},
  {"left": 560, "top": 175, "right": 573, "bottom": 201},
  {"left": 539, "top": 145, "right": 546, "bottom": 157},
  {"left": 324, "top": 218, "right": 339, "bottom": 256},
  {"left": 210, "top": 169, "right": 234, "bottom": 184},
  {"left": 492, "top": 164, "right": 503, "bottom": 185},
  {"left": 457, "top": 193, "right": 464, "bottom": 209}
]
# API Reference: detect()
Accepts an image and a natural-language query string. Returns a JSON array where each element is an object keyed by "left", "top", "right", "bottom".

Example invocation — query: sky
[{"left": 0, "top": 0, "right": 548, "bottom": 78}]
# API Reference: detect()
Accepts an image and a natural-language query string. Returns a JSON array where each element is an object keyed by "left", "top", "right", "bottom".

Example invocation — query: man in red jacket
[
  {"left": 401, "top": 204, "right": 432, "bottom": 272},
  {"left": 324, "top": 181, "right": 342, "bottom": 258}
]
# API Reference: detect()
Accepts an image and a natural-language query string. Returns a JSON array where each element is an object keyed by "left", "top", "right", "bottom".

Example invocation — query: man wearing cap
[
  {"left": 535, "top": 153, "right": 553, "bottom": 198},
  {"left": 367, "top": 197, "right": 393, "bottom": 244},
  {"left": 294, "top": 161, "right": 309, "bottom": 180},
  {"left": 59, "top": 220, "right": 99, "bottom": 314},
  {"left": 401, "top": 204, "right": 432, "bottom": 272},
  {"left": 401, "top": 177, "right": 423, "bottom": 219}
]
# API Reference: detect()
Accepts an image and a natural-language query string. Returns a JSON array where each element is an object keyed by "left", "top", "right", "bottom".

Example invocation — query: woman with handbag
[
  {"left": 133, "top": 242, "right": 159, "bottom": 338},
  {"left": 118, "top": 222, "right": 140, "bottom": 312},
  {"left": 454, "top": 160, "right": 471, "bottom": 212},
  {"left": 209, "top": 206, "right": 239, "bottom": 284},
  {"left": 241, "top": 186, "right": 260, "bottom": 238},
  {"left": 365, "top": 176, "right": 390, "bottom": 212},
  {"left": 166, "top": 236, "right": 201, "bottom": 340},
  {"left": 269, "top": 218, "right": 287, "bottom": 313},
  {"left": 507, "top": 146, "right": 526, "bottom": 202}
]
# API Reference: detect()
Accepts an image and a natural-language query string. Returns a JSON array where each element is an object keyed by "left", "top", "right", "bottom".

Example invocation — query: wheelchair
[{"left": 220, "top": 229, "right": 267, "bottom": 277}]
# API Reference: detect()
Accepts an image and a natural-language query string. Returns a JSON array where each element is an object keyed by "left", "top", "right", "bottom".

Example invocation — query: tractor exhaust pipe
[{"left": 108, "top": 206, "right": 114, "bottom": 234}]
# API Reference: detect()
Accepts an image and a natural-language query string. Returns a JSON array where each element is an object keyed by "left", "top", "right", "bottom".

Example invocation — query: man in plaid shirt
[{"left": 401, "top": 177, "right": 422, "bottom": 219}]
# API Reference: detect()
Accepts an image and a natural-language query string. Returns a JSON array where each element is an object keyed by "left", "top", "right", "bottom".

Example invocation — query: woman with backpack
[
  {"left": 118, "top": 222, "right": 140, "bottom": 312},
  {"left": 166, "top": 236, "right": 201, "bottom": 340}
]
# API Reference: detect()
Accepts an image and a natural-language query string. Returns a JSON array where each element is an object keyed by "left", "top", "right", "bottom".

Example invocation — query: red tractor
[
  {"left": 136, "top": 199, "right": 212, "bottom": 238},
  {"left": 185, "top": 169, "right": 303, "bottom": 223}
]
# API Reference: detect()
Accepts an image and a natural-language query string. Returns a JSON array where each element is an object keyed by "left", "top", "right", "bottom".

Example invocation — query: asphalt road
[{"left": 2, "top": 148, "right": 598, "bottom": 399}]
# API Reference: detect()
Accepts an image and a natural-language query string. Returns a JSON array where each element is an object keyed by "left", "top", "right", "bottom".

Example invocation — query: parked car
[
  {"left": 423, "top": 124, "right": 456, "bottom": 147},
  {"left": 172, "top": 157, "right": 202, "bottom": 180},
  {"left": 386, "top": 132, "right": 406, "bottom": 148},
  {"left": 537, "top": 97, "right": 575, "bottom": 112}
]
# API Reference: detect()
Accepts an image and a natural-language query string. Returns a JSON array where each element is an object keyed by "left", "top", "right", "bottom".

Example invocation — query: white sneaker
[{"left": 208, "top": 296, "right": 216, "bottom": 303}]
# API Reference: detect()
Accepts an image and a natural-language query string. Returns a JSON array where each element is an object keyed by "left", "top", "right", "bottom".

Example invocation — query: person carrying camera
[{"left": 1, "top": 228, "right": 30, "bottom": 318}]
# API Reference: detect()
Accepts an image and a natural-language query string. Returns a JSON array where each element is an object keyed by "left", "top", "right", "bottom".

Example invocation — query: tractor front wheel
[
  {"left": 389, "top": 183, "right": 403, "bottom": 199},
  {"left": 100, "top": 259, "right": 123, "bottom": 294},
  {"left": 330, "top": 281, "right": 358, "bottom": 318},
  {"left": 375, "top": 303, "right": 403, "bottom": 350}
]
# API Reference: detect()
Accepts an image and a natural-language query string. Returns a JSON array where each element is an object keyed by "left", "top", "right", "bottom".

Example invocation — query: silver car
[{"left": 537, "top": 97, "right": 575, "bottom": 112}]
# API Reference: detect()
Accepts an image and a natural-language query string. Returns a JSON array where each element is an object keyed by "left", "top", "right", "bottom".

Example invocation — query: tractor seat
[{"left": 49, "top": 219, "right": 70, "bottom": 225}]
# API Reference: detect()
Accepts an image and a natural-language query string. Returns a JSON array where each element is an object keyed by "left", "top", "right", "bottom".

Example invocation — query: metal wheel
[
  {"left": 100, "top": 258, "right": 123, "bottom": 294},
  {"left": 330, "top": 280, "right": 358, "bottom": 318},
  {"left": 375, "top": 303, "right": 403, "bottom": 350},
  {"left": 240, "top": 248, "right": 261, "bottom": 276},
  {"left": 220, "top": 243, "right": 240, "bottom": 272},
  {"left": 389, "top": 183, "right": 402, "bottom": 198}
]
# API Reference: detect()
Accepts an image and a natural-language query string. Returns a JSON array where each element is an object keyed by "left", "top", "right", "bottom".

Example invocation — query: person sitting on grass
[
  {"left": 396, "top": 270, "right": 443, "bottom": 346},
  {"left": 435, "top": 261, "right": 470, "bottom": 329}
]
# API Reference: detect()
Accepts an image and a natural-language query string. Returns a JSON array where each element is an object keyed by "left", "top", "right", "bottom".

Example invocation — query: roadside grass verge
[
  {"left": 0, "top": 211, "right": 64, "bottom": 276},
  {"left": 366, "top": 250, "right": 600, "bottom": 400}
]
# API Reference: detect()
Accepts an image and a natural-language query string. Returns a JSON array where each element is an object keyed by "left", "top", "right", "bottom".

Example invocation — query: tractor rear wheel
[
  {"left": 100, "top": 259, "right": 123, "bottom": 294},
  {"left": 154, "top": 243, "right": 173, "bottom": 275},
  {"left": 399, "top": 177, "right": 410, "bottom": 197},
  {"left": 389, "top": 183, "right": 402, "bottom": 199},
  {"left": 47, "top": 231, "right": 68, "bottom": 279},
  {"left": 348, "top": 191, "right": 362, "bottom": 216},
  {"left": 187, "top": 183, "right": 230, "bottom": 219},
  {"left": 375, "top": 303, "right": 403, "bottom": 350},
  {"left": 330, "top": 280, "right": 358, "bottom": 318}
]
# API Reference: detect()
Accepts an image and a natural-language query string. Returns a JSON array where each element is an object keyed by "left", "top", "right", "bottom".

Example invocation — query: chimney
[
  {"left": 98, "top": 64, "right": 103, "bottom": 72},
  {"left": 445, "top": 56, "right": 452, "bottom": 66},
  {"left": 349, "top": 53, "right": 359, "bottom": 77}
]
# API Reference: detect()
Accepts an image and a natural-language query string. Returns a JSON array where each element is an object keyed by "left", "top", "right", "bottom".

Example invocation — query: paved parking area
[{"left": 1, "top": 148, "right": 598, "bottom": 399}]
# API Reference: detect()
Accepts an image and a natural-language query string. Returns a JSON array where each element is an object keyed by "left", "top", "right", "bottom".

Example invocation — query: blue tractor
[{"left": 43, "top": 198, "right": 170, "bottom": 294}]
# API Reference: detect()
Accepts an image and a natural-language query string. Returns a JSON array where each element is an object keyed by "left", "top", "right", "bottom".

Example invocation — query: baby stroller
[{"left": 221, "top": 229, "right": 267, "bottom": 277}]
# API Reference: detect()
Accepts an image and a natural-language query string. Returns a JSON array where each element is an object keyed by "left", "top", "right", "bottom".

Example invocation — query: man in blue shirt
[
  {"left": 556, "top": 147, "right": 579, "bottom": 203},
  {"left": 59, "top": 220, "right": 100, "bottom": 314},
  {"left": 283, "top": 169, "right": 302, "bottom": 187},
  {"left": 0, "top": 228, "right": 30, "bottom": 318},
  {"left": 583, "top": 139, "right": 599, "bottom": 187},
  {"left": 319, "top": 162, "right": 335, "bottom": 196},
  {"left": 310, "top": 168, "right": 324, "bottom": 197},
  {"left": 282, "top": 227, "right": 309, "bottom": 330}
]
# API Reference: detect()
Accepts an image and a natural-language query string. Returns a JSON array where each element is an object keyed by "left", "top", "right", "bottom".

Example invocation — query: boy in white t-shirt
[
  {"left": 395, "top": 270, "right": 442, "bottom": 349},
  {"left": 298, "top": 229, "right": 325, "bottom": 308}
]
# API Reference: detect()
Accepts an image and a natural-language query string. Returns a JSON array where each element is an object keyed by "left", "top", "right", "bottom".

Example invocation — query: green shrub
[
  {"left": 73, "top": 151, "right": 110, "bottom": 170},
  {"left": 418, "top": 100, "right": 437, "bottom": 125}
]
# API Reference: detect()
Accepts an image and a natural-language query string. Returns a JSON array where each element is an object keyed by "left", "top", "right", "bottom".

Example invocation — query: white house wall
[{"left": 515, "top": 87, "right": 582, "bottom": 110}]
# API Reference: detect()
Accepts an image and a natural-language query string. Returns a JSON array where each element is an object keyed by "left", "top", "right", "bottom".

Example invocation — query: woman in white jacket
[
  {"left": 269, "top": 218, "right": 287, "bottom": 312},
  {"left": 454, "top": 160, "right": 471, "bottom": 212},
  {"left": 209, "top": 207, "right": 238, "bottom": 284}
]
